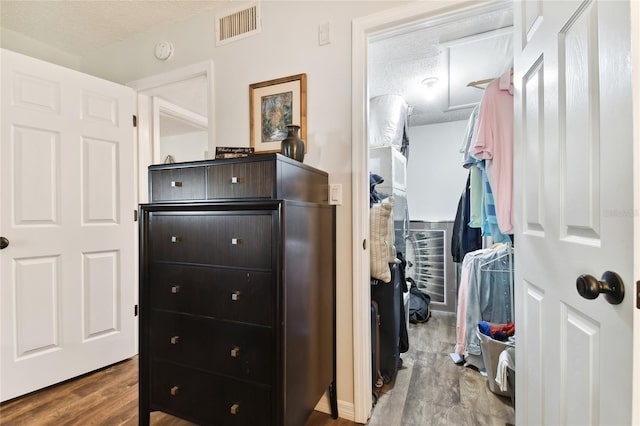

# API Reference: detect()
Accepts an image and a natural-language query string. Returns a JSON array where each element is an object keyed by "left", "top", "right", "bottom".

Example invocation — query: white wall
[
  {"left": 33, "top": 0, "right": 406, "bottom": 416},
  {"left": 1, "top": 27, "right": 82, "bottom": 70},
  {"left": 407, "top": 120, "right": 470, "bottom": 222},
  {"left": 160, "top": 131, "right": 208, "bottom": 163}
]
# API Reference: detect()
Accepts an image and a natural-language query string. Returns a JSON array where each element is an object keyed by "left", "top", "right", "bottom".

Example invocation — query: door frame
[
  {"left": 127, "top": 61, "right": 215, "bottom": 203},
  {"left": 631, "top": 1, "right": 640, "bottom": 424},
  {"left": 151, "top": 96, "right": 208, "bottom": 165},
  {"left": 351, "top": 0, "right": 640, "bottom": 423}
]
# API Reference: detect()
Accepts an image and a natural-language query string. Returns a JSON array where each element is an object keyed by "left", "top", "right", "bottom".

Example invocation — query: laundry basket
[{"left": 477, "top": 326, "right": 513, "bottom": 397}]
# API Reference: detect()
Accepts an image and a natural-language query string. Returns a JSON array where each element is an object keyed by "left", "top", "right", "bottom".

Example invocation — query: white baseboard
[{"left": 314, "top": 394, "right": 356, "bottom": 422}]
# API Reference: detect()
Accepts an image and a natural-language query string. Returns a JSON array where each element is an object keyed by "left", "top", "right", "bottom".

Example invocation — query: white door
[
  {"left": 0, "top": 49, "right": 137, "bottom": 402},
  {"left": 514, "top": 1, "right": 634, "bottom": 424}
]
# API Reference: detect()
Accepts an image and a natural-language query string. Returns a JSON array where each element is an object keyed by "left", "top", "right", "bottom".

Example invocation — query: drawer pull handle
[
  {"left": 171, "top": 236, "right": 181, "bottom": 243},
  {"left": 230, "top": 403, "right": 240, "bottom": 415},
  {"left": 231, "top": 238, "right": 242, "bottom": 245},
  {"left": 231, "top": 291, "right": 241, "bottom": 301},
  {"left": 170, "top": 181, "right": 183, "bottom": 187},
  {"left": 231, "top": 176, "right": 239, "bottom": 184},
  {"left": 231, "top": 346, "right": 240, "bottom": 358},
  {"left": 170, "top": 335, "right": 180, "bottom": 345},
  {"left": 170, "top": 386, "right": 179, "bottom": 396},
  {"left": 171, "top": 285, "right": 181, "bottom": 294}
]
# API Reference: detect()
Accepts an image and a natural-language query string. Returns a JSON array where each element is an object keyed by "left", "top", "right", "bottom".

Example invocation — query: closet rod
[{"left": 466, "top": 77, "right": 496, "bottom": 90}]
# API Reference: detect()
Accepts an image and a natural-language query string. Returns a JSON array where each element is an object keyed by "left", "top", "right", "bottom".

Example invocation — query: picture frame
[{"left": 249, "top": 73, "right": 307, "bottom": 154}]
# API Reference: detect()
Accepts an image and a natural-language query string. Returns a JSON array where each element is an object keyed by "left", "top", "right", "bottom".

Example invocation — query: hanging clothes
[
  {"left": 459, "top": 105, "right": 483, "bottom": 229},
  {"left": 451, "top": 172, "right": 482, "bottom": 263},
  {"left": 479, "top": 162, "right": 511, "bottom": 243},
  {"left": 471, "top": 70, "right": 514, "bottom": 235},
  {"left": 454, "top": 244, "right": 513, "bottom": 358}
]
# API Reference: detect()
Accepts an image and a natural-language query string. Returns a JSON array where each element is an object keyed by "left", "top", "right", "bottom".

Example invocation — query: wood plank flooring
[
  {"left": 0, "top": 356, "right": 350, "bottom": 426},
  {"left": 369, "top": 311, "right": 515, "bottom": 426},
  {"left": 0, "top": 311, "right": 513, "bottom": 425}
]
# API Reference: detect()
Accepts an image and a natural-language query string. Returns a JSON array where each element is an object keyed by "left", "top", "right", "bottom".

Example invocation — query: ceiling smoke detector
[{"left": 154, "top": 41, "right": 174, "bottom": 61}]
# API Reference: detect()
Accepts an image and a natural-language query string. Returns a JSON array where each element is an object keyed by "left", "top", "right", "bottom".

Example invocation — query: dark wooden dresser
[{"left": 138, "top": 154, "right": 337, "bottom": 426}]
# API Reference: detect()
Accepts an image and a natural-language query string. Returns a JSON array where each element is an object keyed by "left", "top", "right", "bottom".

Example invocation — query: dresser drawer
[
  {"left": 207, "top": 162, "right": 274, "bottom": 199},
  {"left": 149, "top": 213, "right": 272, "bottom": 269},
  {"left": 151, "top": 311, "right": 273, "bottom": 384},
  {"left": 149, "top": 264, "right": 273, "bottom": 326},
  {"left": 150, "top": 167, "right": 206, "bottom": 201},
  {"left": 150, "top": 360, "right": 272, "bottom": 426}
]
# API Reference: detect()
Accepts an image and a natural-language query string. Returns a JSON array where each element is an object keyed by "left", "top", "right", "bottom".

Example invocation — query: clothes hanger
[
  {"left": 466, "top": 77, "right": 496, "bottom": 90},
  {"left": 479, "top": 243, "right": 513, "bottom": 272}
]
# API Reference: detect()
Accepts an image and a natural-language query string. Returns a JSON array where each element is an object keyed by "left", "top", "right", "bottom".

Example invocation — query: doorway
[
  {"left": 352, "top": 1, "right": 515, "bottom": 422},
  {"left": 127, "top": 61, "right": 215, "bottom": 204}
]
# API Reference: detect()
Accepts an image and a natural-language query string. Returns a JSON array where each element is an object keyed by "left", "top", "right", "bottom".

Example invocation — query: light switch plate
[
  {"left": 329, "top": 183, "right": 342, "bottom": 205},
  {"left": 319, "top": 22, "right": 331, "bottom": 46}
]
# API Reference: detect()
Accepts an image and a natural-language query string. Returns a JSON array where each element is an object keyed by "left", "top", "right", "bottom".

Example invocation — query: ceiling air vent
[{"left": 216, "top": 3, "right": 261, "bottom": 46}]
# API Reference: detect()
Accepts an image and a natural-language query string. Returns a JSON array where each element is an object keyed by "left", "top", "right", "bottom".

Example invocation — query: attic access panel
[{"left": 443, "top": 27, "right": 514, "bottom": 111}]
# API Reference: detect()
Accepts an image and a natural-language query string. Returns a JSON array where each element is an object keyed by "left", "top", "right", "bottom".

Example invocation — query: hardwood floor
[
  {"left": 0, "top": 357, "right": 353, "bottom": 426},
  {"left": 369, "top": 311, "right": 515, "bottom": 426},
  {"left": 0, "top": 311, "right": 513, "bottom": 426}
]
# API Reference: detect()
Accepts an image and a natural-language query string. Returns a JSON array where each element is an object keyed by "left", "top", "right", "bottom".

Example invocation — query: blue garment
[
  {"left": 464, "top": 247, "right": 513, "bottom": 356},
  {"left": 479, "top": 162, "right": 511, "bottom": 243},
  {"left": 369, "top": 172, "right": 384, "bottom": 207},
  {"left": 478, "top": 321, "right": 492, "bottom": 337},
  {"left": 461, "top": 105, "right": 481, "bottom": 169}
]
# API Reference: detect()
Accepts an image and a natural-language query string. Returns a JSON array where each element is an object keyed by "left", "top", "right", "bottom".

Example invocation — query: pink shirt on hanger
[{"left": 471, "top": 70, "right": 514, "bottom": 234}]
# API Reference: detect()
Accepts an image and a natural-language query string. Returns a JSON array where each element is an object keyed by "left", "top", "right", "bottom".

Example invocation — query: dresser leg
[
  {"left": 139, "top": 408, "right": 150, "bottom": 426},
  {"left": 329, "top": 381, "right": 338, "bottom": 419}
]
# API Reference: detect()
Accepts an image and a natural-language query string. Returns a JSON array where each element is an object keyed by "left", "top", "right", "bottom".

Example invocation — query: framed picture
[{"left": 249, "top": 73, "right": 307, "bottom": 154}]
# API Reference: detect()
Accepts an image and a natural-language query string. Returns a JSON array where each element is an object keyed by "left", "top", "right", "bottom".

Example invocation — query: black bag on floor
[{"left": 408, "top": 277, "right": 431, "bottom": 324}]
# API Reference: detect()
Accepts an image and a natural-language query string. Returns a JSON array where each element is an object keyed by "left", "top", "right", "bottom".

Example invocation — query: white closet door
[
  {"left": 513, "top": 1, "right": 634, "bottom": 424},
  {"left": 0, "top": 49, "right": 137, "bottom": 402}
]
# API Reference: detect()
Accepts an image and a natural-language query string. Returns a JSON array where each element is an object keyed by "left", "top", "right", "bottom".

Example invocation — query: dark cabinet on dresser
[{"left": 139, "top": 154, "right": 337, "bottom": 426}]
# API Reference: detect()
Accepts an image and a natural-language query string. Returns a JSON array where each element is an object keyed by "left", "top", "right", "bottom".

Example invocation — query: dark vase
[{"left": 280, "top": 124, "right": 305, "bottom": 162}]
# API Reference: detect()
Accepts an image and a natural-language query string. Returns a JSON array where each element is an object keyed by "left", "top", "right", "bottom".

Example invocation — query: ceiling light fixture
[
  {"left": 421, "top": 76, "right": 440, "bottom": 101},
  {"left": 421, "top": 76, "right": 439, "bottom": 88}
]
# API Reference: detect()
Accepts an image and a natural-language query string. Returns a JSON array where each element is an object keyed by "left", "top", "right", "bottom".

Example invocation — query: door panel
[
  {"left": 82, "top": 137, "right": 119, "bottom": 223},
  {"left": 560, "top": 1, "right": 601, "bottom": 240},
  {"left": 13, "top": 126, "right": 60, "bottom": 224},
  {"left": 522, "top": 282, "right": 544, "bottom": 426},
  {"left": 0, "top": 48, "right": 136, "bottom": 401},
  {"left": 522, "top": 57, "right": 545, "bottom": 234},
  {"left": 83, "top": 251, "right": 120, "bottom": 339},
  {"left": 514, "top": 1, "right": 633, "bottom": 424},
  {"left": 522, "top": 1, "right": 544, "bottom": 46},
  {"left": 15, "top": 256, "right": 60, "bottom": 357}
]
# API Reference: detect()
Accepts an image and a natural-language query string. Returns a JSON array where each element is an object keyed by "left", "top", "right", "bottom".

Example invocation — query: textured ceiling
[
  {"left": 0, "top": 0, "right": 228, "bottom": 55},
  {"left": 1, "top": 1, "right": 513, "bottom": 128},
  {"left": 369, "top": 6, "right": 513, "bottom": 127}
]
